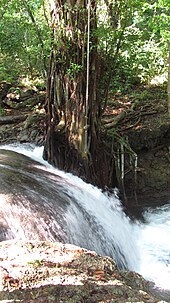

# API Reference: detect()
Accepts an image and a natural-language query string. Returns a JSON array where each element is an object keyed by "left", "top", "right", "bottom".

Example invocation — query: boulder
[{"left": 0, "top": 240, "right": 168, "bottom": 303}]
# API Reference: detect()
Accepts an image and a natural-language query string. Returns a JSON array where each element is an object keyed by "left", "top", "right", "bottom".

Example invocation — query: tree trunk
[
  {"left": 167, "top": 41, "right": 170, "bottom": 117},
  {"left": 43, "top": 0, "right": 116, "bottom": 188},
  {"left": 22, "top": 0, "right": 47, "bottom": 77}
]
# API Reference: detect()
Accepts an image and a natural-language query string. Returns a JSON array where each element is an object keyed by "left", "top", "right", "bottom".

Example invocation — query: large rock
[
  {"left": 0, "top": 112, "right": 45, "bottom": 144},
  {"left": 0, "top": 149, "right": 169, "bottom": 302},
  {"left": 0, "top": 240, "right": 168, "bottom": 303},
  {"left": 0, "top": 149, "right": 70, "bottom": 242}
]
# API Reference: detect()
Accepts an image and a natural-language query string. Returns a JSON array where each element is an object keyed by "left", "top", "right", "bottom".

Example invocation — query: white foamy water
[
  {"left": 139, "top": 205, "right": 170, "bottom": 290},
  {"left": 0, "top": 143, "right": 170, "bottom": 290}
]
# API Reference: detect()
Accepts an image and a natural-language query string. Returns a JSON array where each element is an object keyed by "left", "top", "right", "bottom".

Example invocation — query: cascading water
[
  {"left": 0, "top": 143, "right": 139, "bottom": 271},
  {"left": 139, "top": 204, "right": 170, "bottom": 290},
  {"left": 0, "top": 143, "right": 170, "bottom": 292}
]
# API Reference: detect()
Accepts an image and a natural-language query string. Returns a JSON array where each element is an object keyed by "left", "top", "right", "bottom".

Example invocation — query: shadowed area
[{"left": 0, "top": 149, "right": 70, "bottom": 242}]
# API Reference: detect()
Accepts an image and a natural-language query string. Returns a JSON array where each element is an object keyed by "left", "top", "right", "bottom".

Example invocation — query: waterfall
[
  {"left": 0, "top": 143, "right": 170, "bottom": 291},
  {"left": 0, "top": 143, "right": 140, "bottom": 272},
  {"left": 139, "top": 204, "right": 170, "bottom": 290}
]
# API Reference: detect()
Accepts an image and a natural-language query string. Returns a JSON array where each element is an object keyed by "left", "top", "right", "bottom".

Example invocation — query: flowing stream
[{"left": 0, "top": 143, "right": 170, "bottom": 292}]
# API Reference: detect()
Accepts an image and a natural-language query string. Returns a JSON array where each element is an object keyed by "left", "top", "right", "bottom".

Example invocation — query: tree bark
[
  {"left": 43, "top": 0, "right": 116, "bottom": 189},
  {"left": 22, "top": 0, "right": 47, "bottom": 77},
  {"left": 167, "top": 41, "right": 170, "bottom": 117}
]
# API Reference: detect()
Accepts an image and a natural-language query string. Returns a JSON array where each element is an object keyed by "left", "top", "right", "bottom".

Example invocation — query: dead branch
[
  {"left": 0, "top": 114, "right": 28, "bottom": 125},
  {"left": 103, "top": 109, "right": 157, "bottom": 129},
  {"left": 103, "top": 111, "right": 126, "bottom": 128}
]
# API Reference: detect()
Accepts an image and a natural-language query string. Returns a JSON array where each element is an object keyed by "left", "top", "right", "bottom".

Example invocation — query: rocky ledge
[
  {"left": 0, "top": 82, "right": 46, "bottom": 145},
  {"left": 0, "top": 240, "right": 168, "bottom": 303}
]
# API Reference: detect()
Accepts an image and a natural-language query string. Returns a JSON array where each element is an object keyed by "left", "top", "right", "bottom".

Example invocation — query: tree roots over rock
[{"left": 43, "top": 126, "right": 116, "bottom": 190}]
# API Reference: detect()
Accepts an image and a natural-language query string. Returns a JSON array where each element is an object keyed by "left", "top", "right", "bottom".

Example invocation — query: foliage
[
  {"left": 0, "top": 0, "right": 51, "bottom": 82},
  {"left": 0, "top": 106, "right": 5, "bottom": 116},
  {"left": 97, "top": 0, "right": 170, "bottom": 92},
  {"left": 0, "top": 0, "right": 170, "bottom": 91}
]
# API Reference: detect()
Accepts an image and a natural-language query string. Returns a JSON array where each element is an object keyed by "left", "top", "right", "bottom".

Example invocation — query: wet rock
[
  {"left": 0, "top": 240, "right": 168, "bottom": 303},
  {"left": 0, "top": 112, "right": 45, "bottom": 145}
]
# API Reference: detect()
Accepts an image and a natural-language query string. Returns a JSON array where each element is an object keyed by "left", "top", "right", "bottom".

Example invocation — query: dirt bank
[{"left": 103, "top": 86, "right": 170, "bottom": 208}]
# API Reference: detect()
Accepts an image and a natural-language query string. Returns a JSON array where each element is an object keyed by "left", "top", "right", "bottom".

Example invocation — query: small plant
[
  {"left": 0, "top": 106, "right": 5, "bottom": 116},
  {"left": 67, "top": 63, "right": 83, "bottom": 80},
  {"left": 131, "top": 90, "right": 154, "bottom": 102},
  {"left": 27, "top": 259, "right": 42, "bottom": 267}
]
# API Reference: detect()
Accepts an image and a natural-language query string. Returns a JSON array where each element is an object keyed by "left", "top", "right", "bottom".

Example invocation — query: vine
[{"left": 108, "top": 129, "right": 138, "bottom": 203}]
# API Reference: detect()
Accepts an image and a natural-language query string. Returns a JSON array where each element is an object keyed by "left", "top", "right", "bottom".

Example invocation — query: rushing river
[{"left": 0, "top": 143, "right": 170, "bottom": 292}]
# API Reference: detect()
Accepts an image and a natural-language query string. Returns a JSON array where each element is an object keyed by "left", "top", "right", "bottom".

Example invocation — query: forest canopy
[{"left": 0, "top": 0, "right": 170, "bottom": 91}]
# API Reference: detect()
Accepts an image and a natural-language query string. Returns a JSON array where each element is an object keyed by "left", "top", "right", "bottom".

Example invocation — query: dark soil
[{"left": 103, "top": 85, "right": 170, "bottom": 209}]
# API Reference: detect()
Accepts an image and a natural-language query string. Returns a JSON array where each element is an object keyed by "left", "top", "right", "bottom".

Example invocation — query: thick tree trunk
[
  {"left": 167, "top": 41, "right": 170, "bottom": 117},
  {"left": 43, "top": 0, "right": 116, "bottom": 188}
]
